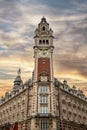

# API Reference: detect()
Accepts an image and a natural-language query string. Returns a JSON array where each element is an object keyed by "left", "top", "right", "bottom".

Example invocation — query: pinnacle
[{"left": 41, "top": 16, "right": 46, "bottom": 22}]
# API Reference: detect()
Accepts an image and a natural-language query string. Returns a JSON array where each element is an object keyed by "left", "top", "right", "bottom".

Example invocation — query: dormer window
[{"left": 42, "top": 26, "right": 45, "bottom": 31}]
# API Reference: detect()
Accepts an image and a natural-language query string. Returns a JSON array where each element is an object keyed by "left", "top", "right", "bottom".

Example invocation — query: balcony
[{"left": 36, "top": 113, "right": 52, "bottom": 118}]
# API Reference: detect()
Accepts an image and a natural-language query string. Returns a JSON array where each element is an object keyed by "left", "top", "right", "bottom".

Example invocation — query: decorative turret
[{"left": 13, "top": 68, "right": 23, "bottom": 92}]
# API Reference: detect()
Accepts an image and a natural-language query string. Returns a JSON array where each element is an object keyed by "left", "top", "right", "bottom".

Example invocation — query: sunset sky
[{"left": 0, "top": 0, "right": 87, "bottom": 97}]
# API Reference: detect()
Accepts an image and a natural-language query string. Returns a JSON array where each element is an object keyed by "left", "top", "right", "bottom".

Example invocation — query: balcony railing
[{"left": 36, "top": 113, "right": 52, "bottom": 118}]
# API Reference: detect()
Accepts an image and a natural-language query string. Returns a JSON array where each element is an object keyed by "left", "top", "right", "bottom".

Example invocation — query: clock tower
[
  {"left": 31, "top": 17, "right": 56, "bottom": 130},
  {"left": 33, "top": 16, "right": 54, "bottom": 82}
]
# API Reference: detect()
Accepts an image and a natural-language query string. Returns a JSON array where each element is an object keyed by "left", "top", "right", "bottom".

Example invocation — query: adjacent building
[{"left": 0, "top": 17, "right": 87, "bottom": 130}]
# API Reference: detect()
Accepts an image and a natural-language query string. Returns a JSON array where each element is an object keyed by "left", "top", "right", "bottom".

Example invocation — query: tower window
[
  {"left": 40, "top": 120, "right": 48, "bottom": 130},
  {"left": 46, "top": 40, "right": 49, "bottom": 44},
  {"left": 39, "top": 86, "right": 48, "bottom": 93},
  {"left": 40, "top": 96, "right": 48, "bottom": 103},
  {"left": 42, "top": 26, "right": 45, "bottom": 31},
  {"left": 40, "top": 106, "right": 48, "bottom": 113},
  {"left": 39, "top": 40, "right": 42, "bottom": 44},
  {"left": 43, "top": 40, "right": 45, "bottom": 44}
]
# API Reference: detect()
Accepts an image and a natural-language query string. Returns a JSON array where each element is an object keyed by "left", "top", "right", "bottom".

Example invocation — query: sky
[{"left": 0, "top": 0, "right": 87, "bottom": 97}]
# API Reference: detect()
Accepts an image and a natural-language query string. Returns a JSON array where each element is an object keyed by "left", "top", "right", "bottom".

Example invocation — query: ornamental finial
[{"left": 17, "top": 68, "right": 21, "bottom": 75}]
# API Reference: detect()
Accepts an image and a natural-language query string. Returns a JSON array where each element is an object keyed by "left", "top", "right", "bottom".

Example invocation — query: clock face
[{"left": 39, "top": 50, "right": 48, "bottom": 57}]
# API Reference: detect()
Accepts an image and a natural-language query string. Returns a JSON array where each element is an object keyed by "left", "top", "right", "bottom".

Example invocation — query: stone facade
[
  {"left": 0, "top": 17, "right": 87, "bottom": 130},
  {"left": 54, "top": 79, "right": 87, "bottom": 130}
]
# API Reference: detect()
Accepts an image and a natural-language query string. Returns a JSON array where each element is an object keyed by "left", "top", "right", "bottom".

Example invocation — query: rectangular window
[
  {"left": 40, "top": 120, "right": 48, "bottom": 130},
  {"left": 40, "top": 106, "right": 48, "bottom": 113},
  {"left": 39, "top": 86, "right": 48, "bottom": 93},
  {"left": 40, "top": 96, "right": 48, "bottom": 103}
]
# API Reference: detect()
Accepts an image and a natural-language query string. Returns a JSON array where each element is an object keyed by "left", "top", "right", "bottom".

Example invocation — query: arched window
[
  {"left": 46, "top": 40, "right": 49, "bottom": 44},
  {"left": 39, "top": 40, "right": 42, "bottom": 44},
  {"left": 42, "top": 26, "right": 45, "bottom": 31},
  {"left": 43, "top": 40, "right": 45, "bottom": 44}
]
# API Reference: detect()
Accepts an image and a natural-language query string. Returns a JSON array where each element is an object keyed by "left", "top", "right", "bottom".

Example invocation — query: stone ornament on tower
[{"left": 17, "top": 68, "right": 21, "bottom": 76}]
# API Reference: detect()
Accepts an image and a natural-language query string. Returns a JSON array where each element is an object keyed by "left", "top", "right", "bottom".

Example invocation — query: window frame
[
  {"left": 39, "top": 86, "right": 49, "bottom": 93},
  {"left": 40, "top": 106, "right": 48, "bottom": 113},
  {"left": 40, "top": 96, "right": 48, "bottom": 103},
  {"left": 40, "top": 120, "right": 48, "bottom": 130}
]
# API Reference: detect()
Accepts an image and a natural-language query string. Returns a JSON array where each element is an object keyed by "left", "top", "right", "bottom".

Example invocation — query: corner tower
[{"left": 33, "top": 17, "right": 54, "bottom": 82}]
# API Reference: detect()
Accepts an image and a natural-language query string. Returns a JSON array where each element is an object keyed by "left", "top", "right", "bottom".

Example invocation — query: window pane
[
  {"left": 40, "top": 106, "right": 48, "bottom": 113},
  {"left": 39, "top": 86, "right": 48, "bottom": 93},
  {"left": 40, "top": 120, "right": 48, "bottom": 130},
  {"left": 40, "top": 96, "right": 48, "bottom": 103}
]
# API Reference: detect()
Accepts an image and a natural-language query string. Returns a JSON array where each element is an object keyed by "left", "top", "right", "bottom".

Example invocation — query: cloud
[
  {"left": 0, "top": 71, "right": 15, "bottom": 80},
  {"left": 54, "top": 52, "right": 87, "bottom": 79},
  {"left": 0, "top": 0, "right": 87, "bottom": 96},
  {"left": 53, "top": 10, "right": 87, "bottom": 79}
]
